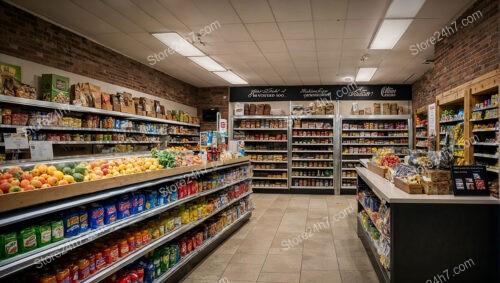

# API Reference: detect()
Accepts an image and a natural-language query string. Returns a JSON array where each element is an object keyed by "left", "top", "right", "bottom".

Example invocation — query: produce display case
[
  {"left": 0, "top": 156, "right": 252, "bottom": 282},
  {"left": 290, "top": 115, "right": 335, "bottom": 193},
  {"left": 232, "top": 116, "right": 289, "bottom": 191},
  {"left": 0, "top": 95, "right": 200, "bottom": 162},
  {"left": 339, "top": 115, "right": 412, "bottom": 195}
]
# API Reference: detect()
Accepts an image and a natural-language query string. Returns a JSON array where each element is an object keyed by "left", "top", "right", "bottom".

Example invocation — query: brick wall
[
  {"left": 0, "top": 1, "right": 198, "bottom": 106},
  {"left": 195, "top": 87, "right": 229, "bottom": 131},
  {"left": 412, "top": 0, "right": 499, "bottom": 109}
]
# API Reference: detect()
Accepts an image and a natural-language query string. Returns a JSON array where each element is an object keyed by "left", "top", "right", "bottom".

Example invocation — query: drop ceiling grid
[{"left": 6, "top": 0, "right": 478, "bottom": 86}]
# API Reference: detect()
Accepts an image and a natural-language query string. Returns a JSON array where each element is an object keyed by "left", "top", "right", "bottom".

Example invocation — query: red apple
[
  {"left": 102, "top": 168, "right": 109, "bottom": 175},
  {"left": 0, "top": 182, "right": 11, "bottom": 193},
  {"left": 10, "top": 179, "right": 20, "bottom": 187},
  {"left": 21, "top": 172, "right": 32, "bottom": 181}
]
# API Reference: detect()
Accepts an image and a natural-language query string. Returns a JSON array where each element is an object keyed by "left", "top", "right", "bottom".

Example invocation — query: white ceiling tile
[
  {"left": 278, "top": 21, "right": 314, "bottom": 39},
  {"left": 187, "top": 25, "right": 225, "bottom": 43},
  {"left": 198, "top": 41, "right": 236, "bottom": 55},
  {"left": 269, "top": 0, "right": 312, "bottom": 22},
  {"left": 394, "top": 19, "right": 445, "bottom": 51},
  {"left": 342, "top": 38, "right": 370, "bottom": 50},
  {"left": 290, "top": 51, "right": 317, "bottom": 61},
  {"left": 104, "top": 0, "right": 166, "bottom": 32},
  {"left": 314, "top": 20, "right": 344, "bottom": 39},
  {"left": 192, "top": 0, "right": 241, "bottom": 24},
  {"left": 311, "top": 0, "right": 348, "bottom": 20},
  {"left": 217, "top": 24, "right": 252, "bottom": 42},
  {"left": 317, "top": 51, "right": 342, "bottom": 60},
  {"left": 230, "top": 0, "right": 275, "bottom": 23},
  {"left": 316, "top": 39, "right": 342, "bottom": 52},
  {"left": 228, "top": 42, "right": 261, "bottom": 54},
  {"left": 417, "top": 0, "right": 472, "bottom": 19},
  {"left": 318, "top": 60, "right": 339, "bottom": 69},
  {"left": 263, "top": 52, "right": 293, "bottom": 63},
  {"left": 246, "top": 23, "right": 282, "bottom": 41},
  {"left": 256, "top": 41, "right": 288, "bottom": 53},
  {"left": 344, "top": 20, "right": 378, "bottom": 38},
  {"left": 131, "top": 0, "right": 187, "bottom": 31},
  {"left": 286, "top": 40, "right": 316, "bottom": 52},
  {"left": 158, "top": 0, "right": 209, "bottom": 27},
  {"left": 128, "top": 32, "right": 173, "bottom": 52},
  {"left": 90, "top": 33, "right": 154, "bottom": 62},
  {"left": 347, "top": 0, "right": 388, "bottom": 19}
]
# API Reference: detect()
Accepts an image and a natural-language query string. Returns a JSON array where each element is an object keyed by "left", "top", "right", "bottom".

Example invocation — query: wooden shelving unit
[{"left": 413, "top": 105, "right": 429, "bottom": 151}]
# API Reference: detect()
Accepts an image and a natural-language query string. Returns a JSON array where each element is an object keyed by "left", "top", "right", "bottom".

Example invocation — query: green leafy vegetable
[{"left": 151, "top": 149, "right": 177, "bottom": 168}]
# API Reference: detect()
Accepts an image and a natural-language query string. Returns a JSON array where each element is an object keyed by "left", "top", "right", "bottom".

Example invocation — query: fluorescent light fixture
[
  {"left": 188, "top": 56, "right": 226, "bottom": 71},
  {"left": 386, "top": 0, "right": 425, "bottom": 18},
  {"left": 370, "top": 19, "right": 412, "bottom": 49},
  {"left": 152, "top": 33, "right": 204, "bottom": 57},
  {"left": 355, "top": 68, "right": 377, "bottom": 82},
  {"left": 213, "top": 71, "right": 248, "bottom": 85}
]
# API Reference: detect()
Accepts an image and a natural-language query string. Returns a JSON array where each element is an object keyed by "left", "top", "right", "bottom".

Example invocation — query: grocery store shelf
[
  {"left": 341, "top": 160, "right": 360, "bottom": 162},
  {"left": 291, "top": 143, "right": 333, "bottom": 146},
  {"left": 292, "top": 158, "right": 333, "bottom": 161},
  {"left": 342, "top": 177, "right": 357, "bottom": 179},
  {"left": 250, "top": 160, "right": 287, "bottom": 164},
  {"left": 470, "top": 117, "right": 499, "bottom": 122},
  {"left": 233, "top": 128, "right": 287, "bottom": 131},
  {"left": 341, "top": 136, "right": 408, "bottom": 139},
  {"left": 472, "top": 128, "right": 499, "bottom": 132},
  {"left": 416, "top": 145, "right": 427, "bottom": 148},
  {"left": 290, "top": 150, "right": 332, "bottom": 153},
  {"left": 342, "top": 153, "right": 375, "bottom": 156},
  {"left": 439, "top": 119, "right": 464, "bottom": 124},
  {"left": 232, "top": 115, "right": 288, "bottom": 119},
  {"left": 415, "top": 125, "right": 427, "bottom": 129},
  {"left": 292, "top": 136, "right": 333, "bottom": 138},
  {"left": 168, "top": 141, "right": 199, "bottom": 144},
  {"left": 472, "top": 105, "right": 499, "bottom": 112},
  {"left": 291, "top": 176, "right": 333, "bottom": 179},
  {"left": 342, "top": 168, "right": 358, "bottom": 171},
  {"left": 167, "top": 133, "right": 199, "bottom": 137},
  {"left": 293, "top": 128, "right": 333, "bottom": 130},
  {"left": 358, "top": 198, "right": 390, "bottom": 243},
  {"left": 252, "top": 168, "right": 288, "bottom": 172},
  {"left": 341, "top": 186, "right": 357, "bottom": 189},
  {"left": 49, "top": 140, "right": 161, "bottom": 145},
  {"left": 292, "top": 115, "right": 335, "bottom": 119},
  {"left": 241, "top": 140, "right": 287, "bottom": 142},
  {"left": 0, "top": 178, "right": 251, "bottom": 278},
  {"left": 252, "top": 177, "right": 287, "bottom": 181},
  {"left": 291, "top": 167, "right": 334, "bottom": 169},
  {"left": 79, "top": 192, "right": 252, "bottom": 283},
  {"left": 415, "top": 136, "right": 428, "bottom": 139},
  {"left": 341, "top": 115, "right": 411, "bottom": 120},
  {"left": 342, "top": 143, "right": 408, "bottom": 146},
  {"left": 473, "top": 142, "right": 499, "bottom": 146},
  {"left": 0, "top": 95, "right": 200, "bottom": 127},
  {"left": 290, "top": 186, "right": 334, "bottom": 189},
  {"left": 487, "top": 168, "right": 499, "bottom": 173},
  {"left": 0, "top": 158, "right": 251, "bottom": 225},
  {"left": 244, "top": 150, "right": 287, "bottom": 153},
  {"left": 153, "top": 210, "right": 252, "bottom": 283},
  {"left": 357, "top": 218, "right": 390, "bottom": 283},
  {"left": 473, "top": 153, "right": 498, "bottom": 159},
  {"left": 342, "top": 129, "right": 408, "bottom": 132},
  {"left": 0, "top": 124, "right": 167, "bottom": 135},
  {"left": 252, "top": 186, "right": 288, "bottom": 189}
]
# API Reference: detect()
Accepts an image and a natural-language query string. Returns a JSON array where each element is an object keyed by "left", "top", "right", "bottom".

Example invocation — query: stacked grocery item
[
  {"left": 343, "top": 121, "right": 408, "bottom": 130},
  {"left": 234, "top": 118, "right": 287, "bottom": 129}
]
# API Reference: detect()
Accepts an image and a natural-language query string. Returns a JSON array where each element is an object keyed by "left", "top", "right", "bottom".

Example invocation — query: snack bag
[
  {"left": 2, "top": 233, "right": 18, "bottom": 258},
  {"left": 51, "top": 220, "right": 65, "bottom": 242},
  {"left": 36, "top": 223, "right": 52, "bottom": 247},
  {"left": 19, "top": 226, "right": 37, "bottom": 253},
  {"left": 64, "top": 210, "right": 80, "bottom": 238}
]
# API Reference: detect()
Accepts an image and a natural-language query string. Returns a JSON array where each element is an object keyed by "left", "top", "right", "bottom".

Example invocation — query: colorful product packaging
[
  {"left": 51, "top": 220, "right": 65, "bottom": 242},
  {"left": 89, "top": 204, "right": 105, "bottom": 230},
  {"left": 36, "top": 223, "right": 52, "bottom": 247},
  {"left": 79, "top": 206, "right": 89, "bottom": 234},
  {"left": 19, "top": 226, "right": 38, "bottom": 253},
  {"left": 64, "top": 210, "right": 80, "bottom": 238},
  {"left": 117, "top": 195, "right": 131, "bottom": 219},
  {"left": 104, "top": 203, "right": 117, "bottom": 225},
  {"left": 2, "top": 232, "right": 18, "bottom": 258},
  {"left": 145, "top": 191, "right": 157, "bottom": 210}
]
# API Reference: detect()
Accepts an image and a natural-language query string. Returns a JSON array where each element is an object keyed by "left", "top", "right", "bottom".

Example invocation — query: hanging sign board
[
  {"left": 229, "top": 84, "right": 412, "bottom": 102},
  {"left": 4, "top": 133, "right": 29, "bottom": 150},
  {"left": 451, "top": 166, "right": 489, "bottom": 196},
  {"left": 29, "top": 141, "right": 54, "bottom": 161},
  {"left": 428, "top": 103, "right": 436, "bottom": 136}
]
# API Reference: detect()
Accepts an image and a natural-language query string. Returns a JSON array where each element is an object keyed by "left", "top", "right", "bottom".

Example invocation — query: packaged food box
[
  {"left": 101, "top": 92, "right": 113, "bottom": 110},
  {"left": 121, "top": 92, "right": 136, "bottom": 114},
  {"left": 41, "top": 74, "right": 70, "bottom": 104},
  {"left": 111, "top": 94, "right": 122, "bottom": 112},
  {"left": 0, "top": 61, "right": 21, "bottom": 81}
]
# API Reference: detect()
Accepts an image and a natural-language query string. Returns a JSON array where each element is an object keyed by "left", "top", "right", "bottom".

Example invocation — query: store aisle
[{"left": 182, "top": 194, "right": 379, "bottom": 283}]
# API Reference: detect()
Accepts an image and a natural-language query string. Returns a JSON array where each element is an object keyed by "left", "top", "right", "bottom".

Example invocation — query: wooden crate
[
  {"left": 367, "top": 162, "right": 387, "bottom": 178},
  {"left": 394, "top": 177, "right": 423, "bottom": 194},
  {"left": 0, "top": 157, "right": 250, "bottom": 213}
]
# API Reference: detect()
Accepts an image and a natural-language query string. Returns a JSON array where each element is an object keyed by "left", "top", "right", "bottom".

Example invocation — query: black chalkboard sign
[{"left": 451, "top": 166, "right": 489, "bottom": 196}]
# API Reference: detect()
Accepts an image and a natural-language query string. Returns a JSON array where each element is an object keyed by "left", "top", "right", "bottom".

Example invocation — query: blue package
[
  {"left": 131, "top": 194, "right": 140, "bottom": 215},
  {"left": 104, "top": 203, "right": 117, "bottom": 224},
  {"left": 63, "top": 210, "right": 80, "bottom": 238},
  {"left": 117, "top": 195, "right": 131, "bottom": 219},
  {"left": 89, "top": 204, "right": 105, "bottom": 230},
  {"left": 145, "top": 191, "right": 157, "bottom": 210},
  {"left": 137, "top": 193, "right": 145, "bottom": 213},
  {"left": 144, "top": 260, "right": 155, "bottom": 283},
  {"left": 169, "top": 189, "right": 178, "bottom": 202},
  {"left": 79, "top": 206, "right": 89, "bottom": 234}
]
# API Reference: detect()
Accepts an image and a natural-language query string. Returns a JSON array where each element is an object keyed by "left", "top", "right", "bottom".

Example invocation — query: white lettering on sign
[{"left": 381, "top": 86, "right": 397, "bottom": 97}]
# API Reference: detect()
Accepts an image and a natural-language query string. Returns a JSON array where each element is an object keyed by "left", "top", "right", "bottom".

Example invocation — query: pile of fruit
[
  {"left": 0, "top": 157, "right": 162, "bottom": 195},
  {"left": 380, "top": 155, "right": 401, "bottom": 168}
]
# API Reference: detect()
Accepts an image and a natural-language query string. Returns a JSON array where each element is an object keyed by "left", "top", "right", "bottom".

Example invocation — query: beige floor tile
[
  {"left": 299, "top": 270, "right": 342, "bottom": 283},
  {"left": 257, "top": 272, "right": 300, "bottom": 283},
  {"left": 230, "top": 252, "right": 267, "bottom": 265},
  {"left": 301, "top": 254, "right": 339, "bottom": 270},
  {"left": 202, "top": 252, "right": 234, "bottom": 264},
  {"left": 222, "top": 263, "right": 262, "bottom": 281},
  {"left": 268, "top": 245, "right": 303, "bottom": 255},
  {"left": 261, "top": 254, "right": 302, "bottom": 273},
  {"left": 236, "top": 246, "right": 270, "bottom": 254},
  {"left": 187, "top": 261, "right": 228, "bottom": 280},
  {"left": 302, "top": 246, "right": 336, "bottom": 258},
  {"left": 338, "top": 256, "right": 375, "bottom": 271},
  {"left": 334, "top": 239, "right": 368, "bottom": 257},
  {"left": 340, "top": 270, "right": 379, "bottom": 283}
]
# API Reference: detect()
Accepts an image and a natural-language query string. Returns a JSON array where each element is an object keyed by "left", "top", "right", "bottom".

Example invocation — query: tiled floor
[{"left": 182, "top": 194, "right": 379, "bottom": 283}]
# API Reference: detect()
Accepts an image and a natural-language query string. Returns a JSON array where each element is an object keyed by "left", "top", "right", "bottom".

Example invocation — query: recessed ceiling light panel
[
  {"left": 152, "top": 33, "right": 204, "bottom": 57},
  {"left": 213, "top": 71, "right": 248, "bottom": 85},
  {"left": 188, "top": 56, "right": 226, "bottom": 71},
  {"left": 370, "top": 19, "right": 412, "bottom": 49},
  {"left": 355, "top": 68, "right": 378, "bottom": 82}
]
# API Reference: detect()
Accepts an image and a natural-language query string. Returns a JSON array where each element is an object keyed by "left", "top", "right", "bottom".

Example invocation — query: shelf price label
[
  {"left": 30, "top": 141, "right": 54, "bottom": 161},
  {"left": 4, "top": 133, "right": 29, "bottom": 150}
]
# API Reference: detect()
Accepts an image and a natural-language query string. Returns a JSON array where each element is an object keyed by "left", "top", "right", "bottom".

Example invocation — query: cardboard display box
[
  {"left": 101, "top": 92, "right": 113, "bottom": 111},
  {"left": 72, "top": 82, "right": 101, "bottom": 108},
  {"left": 121, "top": 92, "right": 136, "bottom": 114},
  {"left": 111, "top": 93, "right": 122, "bottom": 112},
  {"left": 41, "top": 74, "right": 70, "bottom": 104}
]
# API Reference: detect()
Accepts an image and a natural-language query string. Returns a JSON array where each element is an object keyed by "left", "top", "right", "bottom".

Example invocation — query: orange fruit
[
  {"left": 31, "top": 179, "right": 43, "bottom": 188},
  {"left": 58, "top": 180, "right": 69, "bottom": 186},
  {"left": 20, "top": 179, "right": 31, "bottom": 189},
  {"left": 31, "top": 168, "right": 40, "bottom": 177},
  {"left": 37, "top": 164, "right": 48, "bottom": 174},
  {"left": 47, "top": 165, "right": 57, "bottom": 175},
  {"left": 38, "top": 176, "right": 47, "bottom": 184},
  {"left": 53, "top": 171, "right": 64, "bottom": 180},
  {"left": 47, "top": 176, "right": 58, "bottom": 186},
  {"left": 41, "top": 184, "right": 51, "bottom": 189}
]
